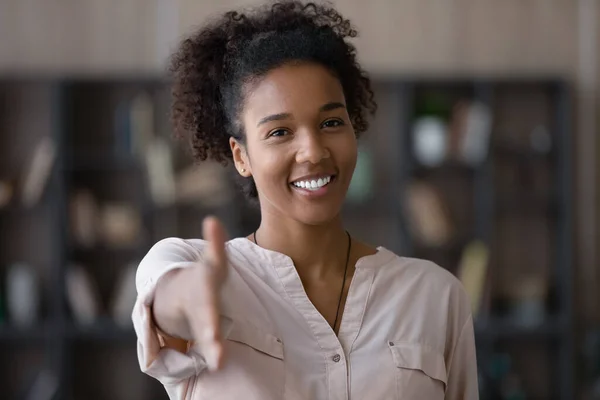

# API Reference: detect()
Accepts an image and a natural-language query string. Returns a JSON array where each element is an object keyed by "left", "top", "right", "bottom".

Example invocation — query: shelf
[
  {"left": 0, "top": 202, "right": 48, "bottom": 216},
  {"left": 475, "top": 316, "right": 565, "bottom": 340},
  {"left": 496, "top": 194, "right": 559, "bottom": 215},
  {"left": 492, "top": 142, "right": 553, "bottom": 161},
  {"left": 71, "top": 245, "right": 143, "bottom": 257},
  {"left": 67, "top": 153, "right": 143, "bottom": 172},
  {"left": 0, "top": 324, "right": 54, "bottom": 342},
  {"left": 413, "top": 237, "right": 470, "bottom": 254},
  {"left": 411, "top": 160, "right": 476, "bottom": 177},
  {"left": 65, "top": 320, "right": 136, "bottom": 342}
]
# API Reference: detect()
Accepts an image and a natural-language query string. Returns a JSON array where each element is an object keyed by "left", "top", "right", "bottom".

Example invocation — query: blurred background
[{"left": 0, "top": 0, "right": 598, "bottom": 399}]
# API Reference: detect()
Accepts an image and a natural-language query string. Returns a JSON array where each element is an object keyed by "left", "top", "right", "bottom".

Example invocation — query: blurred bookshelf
[{"left": 0, "top": 76, "right": 574, "bottom": 400}]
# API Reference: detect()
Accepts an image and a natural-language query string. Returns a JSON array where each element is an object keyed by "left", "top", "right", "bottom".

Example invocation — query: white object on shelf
[
  {"left": 412, "top": 117, "right": 447, "bottom": 167},
  {"left": 110, "top": 263, "right": 138, "bottom": 328},
  {"left": 460, "top": 101, "right": 492, "bottom": 166},
  {"left": 145, "top": 137, "right": 177, "bottom": 206},
  {"left": 530, "top": 125, "right": 552, "bottom": 154},
  {"left": 130, "top": 92, "right": 156, "bottom": 157},
  {"left": 65, "top": 264, "right": 101, "bottom": 326},
  {"left": 6, "top": 263, "right": 39, "bottom": 327}
]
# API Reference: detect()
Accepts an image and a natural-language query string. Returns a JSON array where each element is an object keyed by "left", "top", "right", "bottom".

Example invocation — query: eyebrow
[{"left": 256, "top": 102, "right": 346, "bottom": 127}]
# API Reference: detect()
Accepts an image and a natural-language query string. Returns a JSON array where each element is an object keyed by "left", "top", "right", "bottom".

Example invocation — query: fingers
[
  {"left": 202, "top": 216, "right": 228, "bottom": 275},
  {"left": 190, "top": 216, "right": 228, "bottom": 371},
  {"left": 188, "top": 286, "right": 225, "bottom": 371}
]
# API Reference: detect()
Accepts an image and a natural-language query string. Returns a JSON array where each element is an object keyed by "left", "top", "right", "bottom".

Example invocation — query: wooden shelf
[
  {"left": 475, "top": 316, "right": 565, "bottom": 340},
  {"left": 65, "top": 320, "right": 135, "bottom": 342},
  {"left": 67, "top": 152, "right": 142, "bottom": 172},
  {"left": 411, "top": 160, "right": 476, "bottom": 178},
  {"left": 496, "top": 193, "right": 559, "bottom": 215},
  {"left": 0, "top": 324, "right": 54, "bottom": 342}
]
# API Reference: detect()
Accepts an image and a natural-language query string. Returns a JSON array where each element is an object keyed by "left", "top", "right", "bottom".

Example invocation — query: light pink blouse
[{"left": 132, "top": 237, "right": 479, "bottom": 400}]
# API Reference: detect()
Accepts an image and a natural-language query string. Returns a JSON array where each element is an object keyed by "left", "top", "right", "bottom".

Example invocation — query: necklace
[{"left": 252, "top": 230, "right": 352, "bottom": 333}]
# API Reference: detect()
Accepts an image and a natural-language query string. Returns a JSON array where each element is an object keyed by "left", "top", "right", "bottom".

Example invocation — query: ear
[{"left": 230, "top": 137, "right": 251, "bottom": 177}]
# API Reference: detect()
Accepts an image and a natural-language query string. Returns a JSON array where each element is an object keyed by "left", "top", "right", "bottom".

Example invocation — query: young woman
[{"left": 132, "top": 1, "right": 479, "bottom": 399}]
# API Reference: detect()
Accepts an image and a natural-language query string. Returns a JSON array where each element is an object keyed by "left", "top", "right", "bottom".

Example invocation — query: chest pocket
[
  {"left": 388, "top": 341, "right": 447, "bottom": 400},
  {"left": 190, "top": 318, "right": 285, "bottom": 400}
]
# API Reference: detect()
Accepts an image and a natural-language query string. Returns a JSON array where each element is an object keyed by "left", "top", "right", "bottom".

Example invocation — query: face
[{"left": 230, "top": 62, "right": 358, "bottom": 225}]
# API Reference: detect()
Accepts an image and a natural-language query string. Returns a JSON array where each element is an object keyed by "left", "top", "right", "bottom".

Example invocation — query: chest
[{"left": 193, "top": 264, "right": 449, "bottom": 400}]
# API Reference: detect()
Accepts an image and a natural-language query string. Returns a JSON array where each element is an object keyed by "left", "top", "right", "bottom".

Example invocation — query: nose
[{"left": 295, "top": 130, "right": 330, "bottom": 164}]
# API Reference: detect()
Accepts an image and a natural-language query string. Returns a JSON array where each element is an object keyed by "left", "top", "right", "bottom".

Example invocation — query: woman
[{"left": 133, "top": 1, "right": 479, "bottom": 399}]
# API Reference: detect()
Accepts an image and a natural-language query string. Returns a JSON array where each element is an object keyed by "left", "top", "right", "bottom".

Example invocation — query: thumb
[{"left": 202, "top": 216, "right": 228, "bottom": 271}]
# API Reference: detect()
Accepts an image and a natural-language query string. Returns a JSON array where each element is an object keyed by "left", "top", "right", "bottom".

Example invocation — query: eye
[
  {"left": 321, "top": 119, "right": 344, "bottom": 129},
  {"left": 268, "top": 128, "right": 289, "bottom": 138}
]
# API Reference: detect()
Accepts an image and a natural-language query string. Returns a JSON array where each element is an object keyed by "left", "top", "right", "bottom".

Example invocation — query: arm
[
  {"left": 445, "top": 315, "right": 479, "bottom": 400},
  {"left": 132, "top": 217, "right": 229, "bottom": 388}
]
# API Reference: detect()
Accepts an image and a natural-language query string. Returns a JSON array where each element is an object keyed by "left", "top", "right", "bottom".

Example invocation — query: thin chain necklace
[{"left": 252, "top": 230, "right": 352, "bottom": 333}]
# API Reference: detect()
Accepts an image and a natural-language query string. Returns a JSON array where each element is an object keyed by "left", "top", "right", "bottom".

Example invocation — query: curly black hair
[{"left": 169, "top": 0, "right": 377, "bottom": 199}]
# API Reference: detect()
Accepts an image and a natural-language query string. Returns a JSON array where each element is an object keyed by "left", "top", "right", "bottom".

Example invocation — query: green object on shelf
[{"left": 414, "top": 92, "right": 452, "bottom": 120}]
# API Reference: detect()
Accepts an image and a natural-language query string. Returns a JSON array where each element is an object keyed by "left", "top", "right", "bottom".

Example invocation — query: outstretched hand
[{"left": 179, "top": 216, "right": 229, "bottom": 371}]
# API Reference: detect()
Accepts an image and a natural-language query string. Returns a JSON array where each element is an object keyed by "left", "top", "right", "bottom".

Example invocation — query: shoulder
[
  {"left": 141, "top": 236, "right": 254, "bottom": 264},
  {"left": 374, "top": 249, "right": 472, "bottom": 318},
  {"left": 142, "top": 237, "right": 207, "bottom": 261},
  {"left": 389, "top": 253, "right": 463, "bottom": 291}
]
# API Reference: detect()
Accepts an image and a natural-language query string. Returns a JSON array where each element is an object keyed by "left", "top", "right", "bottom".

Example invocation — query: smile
[{"left": 291, "top": 175, "right": 334, "bottom": 191}]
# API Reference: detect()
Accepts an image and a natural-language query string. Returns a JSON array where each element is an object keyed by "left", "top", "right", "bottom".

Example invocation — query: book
[
  {"left": 456, "top": 240, "right": 490, "bottom": 317},
  {"left": 69, "top": 189, "right": 99, "bottom": 248},
  {"left": 99, "top": 202, "right": 142, "bottom": 248},
  {"left": 65, "top": 264, "right": 101, "bottom": 326},
  {"left": 20, "top": 136, "right": 56, "bottom": 207},
  {"left": 176, "top": 161, "right": 232, "bottom": 207},
  {"left": 404, "top": 181, "right": 453, "bottom": 247},
  {"left": 0, "top": 180, "right": 13, "bottom": 209}
]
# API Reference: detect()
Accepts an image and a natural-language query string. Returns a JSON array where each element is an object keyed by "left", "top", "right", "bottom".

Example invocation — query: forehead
[{"left": 242, "top": 63, "right": 345, "bottom": 122}]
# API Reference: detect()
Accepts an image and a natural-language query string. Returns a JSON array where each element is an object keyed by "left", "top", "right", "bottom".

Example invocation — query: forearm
[{"left": 152, "top": 268, "right": 193, "bottom": 340}]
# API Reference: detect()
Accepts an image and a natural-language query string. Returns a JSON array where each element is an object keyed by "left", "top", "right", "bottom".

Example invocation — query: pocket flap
[
  {"left": 388, "top": 342, "right": 447, "bottom": 385},
  {"left": 227, "top": 320, "right": 284, "bottom": 360}
]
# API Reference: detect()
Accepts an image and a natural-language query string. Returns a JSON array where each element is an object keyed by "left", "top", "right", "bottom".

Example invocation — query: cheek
[
  {"left": 336, "top": 136, "right": 358, "bottom": 173},
  {"left": 251, "top": 147, "right": 291, "bottom": 189}
]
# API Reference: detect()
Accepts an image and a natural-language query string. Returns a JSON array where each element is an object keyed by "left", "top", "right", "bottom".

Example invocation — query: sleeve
[
  {"left": 131, "top": 237, "right": 209, "bottom": 395},
  {"left": 445, "top": 314, "right": 479, "bottom": 400}
]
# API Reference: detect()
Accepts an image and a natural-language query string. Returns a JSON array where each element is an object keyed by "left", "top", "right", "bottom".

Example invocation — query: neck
[{"left": 254, "top": 210, "right": 350, "bottom": 281}]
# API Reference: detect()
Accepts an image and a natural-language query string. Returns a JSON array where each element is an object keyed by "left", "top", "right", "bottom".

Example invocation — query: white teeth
[{"left": 292, "top": 176, "right": 333, "bottom": 190}]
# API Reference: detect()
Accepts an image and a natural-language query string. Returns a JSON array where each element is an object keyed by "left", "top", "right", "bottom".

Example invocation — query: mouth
[{"left": 290, "top": 175, "right": 336, "bottom": 192}]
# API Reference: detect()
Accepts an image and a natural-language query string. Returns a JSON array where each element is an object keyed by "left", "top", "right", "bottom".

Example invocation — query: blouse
[{"left": 132, "top": 237, "right": 479, "bottom": 400}]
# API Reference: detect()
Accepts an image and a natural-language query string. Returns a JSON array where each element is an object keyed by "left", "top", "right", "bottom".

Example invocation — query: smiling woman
[
  {"left": 232, "top": 63, "right": 358, "bottom": 225},
  {"left": 132, "top": 1, "right": 479, "bottom": 400}
]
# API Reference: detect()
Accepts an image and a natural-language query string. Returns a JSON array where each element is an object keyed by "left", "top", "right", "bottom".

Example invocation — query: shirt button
[
  {"left": 332, "top": 354, "right": 341, "bottom": 363},
  {"left": 388, "top": 341, "right": 395, "bottom": 346}
]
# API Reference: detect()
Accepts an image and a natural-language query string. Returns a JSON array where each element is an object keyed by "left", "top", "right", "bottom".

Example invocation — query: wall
[
  {"left": 0, "top": 0, "right": 597, "bottom": 320},
  {"left": 0, "top": 0, "right": 580, "bottom": 77}
]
